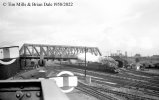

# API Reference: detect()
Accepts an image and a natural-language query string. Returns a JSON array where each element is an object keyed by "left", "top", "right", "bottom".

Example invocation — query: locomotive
[
  {"left": 64, "top": 62, "right": 118, "bottom": 73},
  {"left": 63, "top": 53, "right": 119, "bottom": 73}
]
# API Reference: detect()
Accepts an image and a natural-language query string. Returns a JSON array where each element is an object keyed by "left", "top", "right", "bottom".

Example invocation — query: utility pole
[{"left": 85, "top": 47, "right": 87, "bottom": 77}]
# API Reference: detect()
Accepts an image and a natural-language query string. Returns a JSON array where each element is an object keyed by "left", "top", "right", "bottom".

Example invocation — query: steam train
[
  {"left": 66, "top": 53, "right": 120, "bottom": 73},
  {"left": 63, "top": 60, "right": 119, "bottom": 73}
]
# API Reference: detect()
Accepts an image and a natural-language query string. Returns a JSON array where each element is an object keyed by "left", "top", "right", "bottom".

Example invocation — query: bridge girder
[{"left": 19, "top": 43, "right": 102, "bottom": 59}]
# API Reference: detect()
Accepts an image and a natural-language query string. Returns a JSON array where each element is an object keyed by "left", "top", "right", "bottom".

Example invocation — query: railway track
[
  {"left": 85, "top": 68, "right": 159, "bottom": 85},
  {"left": 61, "top": 65, "right": 159, "bottom": 90},
  {"left": 118, "top": 74, "right": 159, "bottom": 86},
  {"left": 76, "top": 82, "right": 119, "bottom": 100},
  {"left": 85, "top": 69, "right": 159, "bottom": 93},
  {"left": 47, "top": 65, "right": 159, "bottom": 98},
  {"left": 56, "top": 65, "right": 159, "bottom": 94},
  {"left": 93, "top": 86, "right": 158, "bottom": 100},
  {"left": 118, "top": 69, "right": 159, "bottom": 84},
  {"left": 123, "top": 69, "right": 159, "bottom": 78},
  {"left": 78, "top": 76, "right": 159, "bottom": 98},
  {"left": 60, "top": 64, "right": 159, "bottom": 84},
  {"left": 77, "top": 82, "right": 158, "bottom": 100}
]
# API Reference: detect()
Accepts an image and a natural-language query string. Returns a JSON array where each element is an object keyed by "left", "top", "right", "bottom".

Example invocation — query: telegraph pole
[{"left": 85, "top": 47, "right": 87, "bottom": 77}]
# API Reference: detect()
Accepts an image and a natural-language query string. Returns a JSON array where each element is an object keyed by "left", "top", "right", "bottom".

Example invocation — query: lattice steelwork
[{"left": 19, "top": 43, "right": 102, "bottom": 59}]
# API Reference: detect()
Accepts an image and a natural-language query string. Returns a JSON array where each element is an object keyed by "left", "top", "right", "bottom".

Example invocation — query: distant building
[
  {"left": 152, "top": 55, "right": 159, "bottom": 60},
  {"left": 152, "top": 55, "right": 159, "bottom": 57},
  {"left": 110, "top": 51, "right": 128, "bottom": 57}
]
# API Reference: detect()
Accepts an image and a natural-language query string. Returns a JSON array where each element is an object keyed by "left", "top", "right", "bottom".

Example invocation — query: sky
[{"left": 0, "top": 0, "right": 159, "bottom": 56}]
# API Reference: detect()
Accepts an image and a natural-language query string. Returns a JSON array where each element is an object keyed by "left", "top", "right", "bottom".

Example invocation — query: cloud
[{"left": 0, "top": 0, "right": 159, "bottom": 56}]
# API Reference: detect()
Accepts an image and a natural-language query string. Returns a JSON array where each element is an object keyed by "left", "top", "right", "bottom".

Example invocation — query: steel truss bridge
[{"left": 19, "top": 43, "right": 102, "bottom": 60}]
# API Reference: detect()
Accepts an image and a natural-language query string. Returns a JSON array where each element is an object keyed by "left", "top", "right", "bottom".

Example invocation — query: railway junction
[
  {"left": 11, "top": 62, "right": 159, "bottom": 100},
  {"left": 0, "top": 43, "right": 159, "bottom": 100}
]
